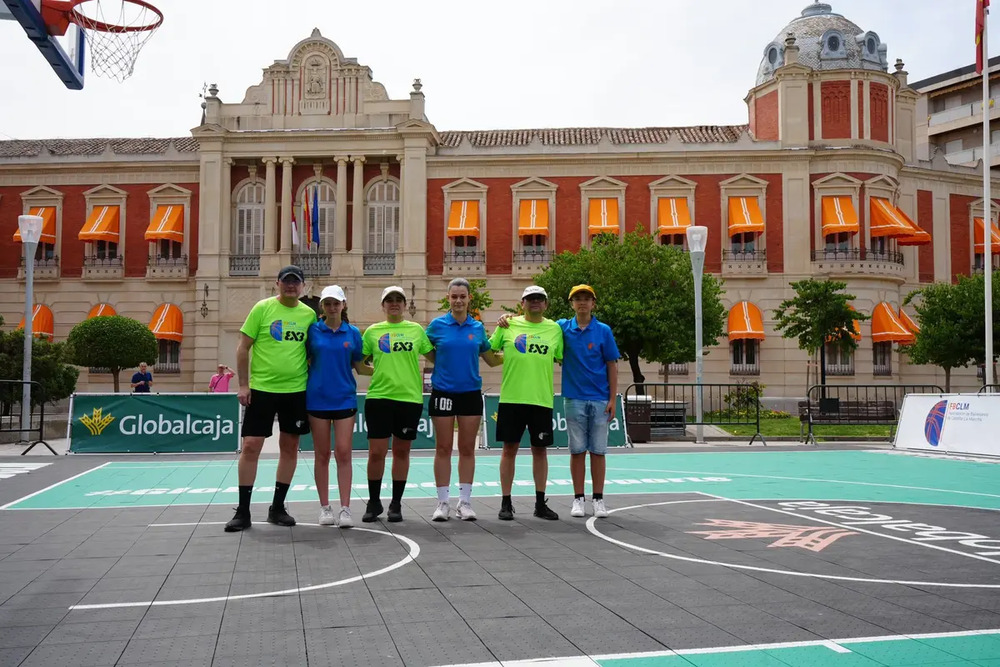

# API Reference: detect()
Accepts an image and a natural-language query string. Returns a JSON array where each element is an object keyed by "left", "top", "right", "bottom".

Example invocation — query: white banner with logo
[{"left": 894, "top": 393, "right": 1000, "bottom": 457}]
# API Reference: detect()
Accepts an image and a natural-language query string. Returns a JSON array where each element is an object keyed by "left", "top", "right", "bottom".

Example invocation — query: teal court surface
[{"left": 1, "top": 447, "right": 999, "bottom": 666}]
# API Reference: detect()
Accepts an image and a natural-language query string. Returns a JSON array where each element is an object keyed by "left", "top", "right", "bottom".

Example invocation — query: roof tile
[{"left": 438, "top": 125, "right": 748, "bottom": 148}]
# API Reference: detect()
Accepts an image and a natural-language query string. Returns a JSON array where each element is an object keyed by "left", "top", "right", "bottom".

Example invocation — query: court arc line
[
  {"left": 67, "top": 524, "right": 419, "bottom": 611},
  {"left": 0, "top": 461, "right": 111, "bottom": 510},
  {"left": 586, "top": 498, "right": 1000, "bottom": 588}
]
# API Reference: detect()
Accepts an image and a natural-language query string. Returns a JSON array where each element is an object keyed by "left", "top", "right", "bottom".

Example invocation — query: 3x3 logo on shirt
[
  {"left": 269, "top": 320, "right": 306, "bottom": 342},
  {"left": 514, "top": 334, "right": 550, "bottom": 355}
]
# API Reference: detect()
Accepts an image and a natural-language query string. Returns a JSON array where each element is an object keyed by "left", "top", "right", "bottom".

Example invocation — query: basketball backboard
[{"left": 1, "top": 0, "right": 86, "bottom": 89}]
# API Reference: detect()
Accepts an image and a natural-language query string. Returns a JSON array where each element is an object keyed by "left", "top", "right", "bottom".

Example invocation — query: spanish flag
[{"left": 977, "top": 0, "right": 990, "bottom": 74}]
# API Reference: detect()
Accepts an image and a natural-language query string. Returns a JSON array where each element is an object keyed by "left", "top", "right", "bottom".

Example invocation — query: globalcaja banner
[
  {"left": 894, "top": 393, "right": 1000, "bottom": 457},
  {"left": 483, "top": 394, "right": 627, "bottom": 449},
  {"left": 298, "top": 394, "right": 441, "bottom": 452},
  {"left": 69, "top": 393, "right": 240, "bottom": 453}
]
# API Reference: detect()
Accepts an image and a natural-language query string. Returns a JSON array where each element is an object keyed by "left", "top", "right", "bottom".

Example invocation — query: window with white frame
[
  {"left": 367, "top": 180, "right": 400, "bottom": 254},
  {"left": 824, "top": 343, "right": 855, "bottom": 376},
  {"left": 731, "top": 232, "right": 757, "bottom": 254},
  {"left": 825, "top": 232, "right": 852, "bottom": 252},
  {"left": 731, "top": 340, "right": 760, "bottom": 375},
  {"left": 873, "top": 342, "right": 892, "bottom": 376},
  {"left": 157, "top": 339, "right": 180, "bottom": 373},
  {"left": 234, "top": 182, "right": 265, "bottom": 256},
  {"left": 299, "top": 182, "right": 336, "bottom": 252}
]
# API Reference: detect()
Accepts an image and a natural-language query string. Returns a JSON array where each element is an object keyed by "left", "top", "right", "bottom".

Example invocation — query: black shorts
[
  {"left": 308, "top": 408, "right": 358, "bottom": 421},
  {"left": 242, "top": 390, "right": 309, "bottom": 438},
  {"left": 365, "top": 398, "right": 423, "bottom": 441},
  {"left": 495, "top": 402, "right": 554, "bottom": 448},
  {"left": 428, "top": 389, "right": 484, "bottom": 417}
]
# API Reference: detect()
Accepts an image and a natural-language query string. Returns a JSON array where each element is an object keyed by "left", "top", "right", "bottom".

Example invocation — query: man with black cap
[{"left": 225, "top": 265, "right": 317, "bottom": 532}]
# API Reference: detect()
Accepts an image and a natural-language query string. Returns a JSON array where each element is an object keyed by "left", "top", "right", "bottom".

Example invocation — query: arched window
[
  {"left": 367, "top": 180, "right": 400, "bottom": 254},
  {"left": 299, "top": 181, "right": 336, "bottom": 252},
  {"left": 233, "top": 182, "right": 265, "bottom": 255}
]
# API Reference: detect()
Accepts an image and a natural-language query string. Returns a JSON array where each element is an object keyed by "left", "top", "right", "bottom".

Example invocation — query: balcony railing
[
  {"left": 291, "top": 253, "right": 332, "bottom": 277},
  {"left": 513, "top": 250, "right": 553, "bottom": 264},
  {"left": 83, "top": 255, "right": 123, "bottom": 267},
  {"left": 156, "top": 362, "right": 180, "bottom": 374},
  {"left": 444, "top": 251, "right": 485, "bottom": 265},
  {"left": 364, "top": 253, "right": 395, "bottom": 275},
  {"left": 945, "top": 140, "right": 1000, "bottom": 167},
  {"left": 874, "top": 363, "right": 892, "bottom": 377},
  {"left": 661, "top": 362, "right": 689, "bottom": 376},
  {"left": 150, "top": 255, "right": 187, "bottom": 266},
  {"left": 18, "top": 256, "right": 60, "bottom": 280},
  {"left": 148, "top": 254, "right": 189, "bottom": 280},
  {"left": 730, "top": 363, "right": 760, "bottom": 376},
  {"left": 811, "top": 249, "right": 904, "bottom": 265},
  {"left": 82, "top": 255, "right": 123, "bottom": 280},
  {"left": 928, "top": 98, "right": 997, "bottom": 127},
  {"left": 825, "top": 362, "right": 855, "bottom": 377},
  {"left": 722, "top": 249, "right": 767, "bottom": 262},
  {"left": 229, "top": 254, "right": 260, "bottom": 276}
]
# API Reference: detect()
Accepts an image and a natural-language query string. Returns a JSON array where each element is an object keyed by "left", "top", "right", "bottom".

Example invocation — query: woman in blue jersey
[
  {"left": 425, "top": 278, "right": 502, "bottom": 521},
  {"left": 306, "top": 285, "right": 371, "bottom": 528}
]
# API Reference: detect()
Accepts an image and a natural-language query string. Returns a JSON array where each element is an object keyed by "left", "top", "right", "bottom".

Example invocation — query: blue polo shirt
[
  {"left": 305, "top": 319, "right": 364, "bottom": 411},
  {"left": 425, "top": 312, "right": 491, "bottom": 393},
  {"left": 558, "top": 316, "right": 620, "bottom": 402}
]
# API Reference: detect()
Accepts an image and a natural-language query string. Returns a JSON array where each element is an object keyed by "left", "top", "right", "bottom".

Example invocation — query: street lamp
[
  {"left": 18, "top": 214, "right": 43, "bottom": 441},
  {"left": 686, "top": 225, "right": 708, "bottom": 444}
]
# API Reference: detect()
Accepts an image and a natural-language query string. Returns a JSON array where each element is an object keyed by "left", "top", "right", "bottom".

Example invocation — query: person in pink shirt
[{"left": 209, "top": 364, "right": 235, "bottom": 392}]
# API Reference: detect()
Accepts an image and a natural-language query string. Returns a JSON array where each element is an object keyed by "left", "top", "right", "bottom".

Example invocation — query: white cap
[
  {"left": 381, "top": 285, "right": 407, "bottom": 302},
  {"left": 320, "top": 285, "right": 346, "bottom": 302},
  {"left": 521, "top": 285, "right": 548, "bottom": 299}
]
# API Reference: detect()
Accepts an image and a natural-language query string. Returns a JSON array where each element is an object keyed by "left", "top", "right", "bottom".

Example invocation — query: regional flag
[
  {"left": 291, "top": 210, "right": 299, "bottom": 249},
  {"left": 311, "top": 185, "right": 320, "bottom": 248},
  {"left": 978, "top": 0, "right": 990, "bottom": 74}
]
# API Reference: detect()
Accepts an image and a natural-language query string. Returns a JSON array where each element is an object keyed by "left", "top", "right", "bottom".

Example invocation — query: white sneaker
[
  {"left": 570, "top": 497, "right": 586, "bottom": 518},
  {"left": 337, "top": 506, "right": 354, "bottom": 528},
  {"left": 431, "top": 501, "right": 451, "bottom": 522},
  {"left": 593, "top": 498, "right": 609, "bottom": 518},
  {"left": 456, "top": 501, "right": 477, "bottom": 521},
  {"left": 318, "top": 505, "right": 337, "bottom": 526}
]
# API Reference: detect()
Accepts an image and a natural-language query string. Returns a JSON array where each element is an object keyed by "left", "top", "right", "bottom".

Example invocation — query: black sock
[
  {"left": 272, "top": 481, "right": 289, "bottom": 509},
  {"left": 368, "top": 478, "right": 382, "bottom": 504},
  {"left": 238, "top": 485, "right": 252, "bottom": 511},
  {"left": 575, "top": 493, "right": 585, "bottom": 500},
  {"left": 502, "top": 495, "right": 512, "bottom": 506},
  {"left": 391, "top": 480, "right": 406, "bottom": 506},
  {"left": 536, "top": 491, "right": 546, "bottom": 504},
  {"left": 593, "top": 493, "right": 603, "bottom": 501}
]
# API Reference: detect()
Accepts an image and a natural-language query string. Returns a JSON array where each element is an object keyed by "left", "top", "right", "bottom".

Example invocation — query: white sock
[
  {"left": 459, "top": 483, "right": 472, "bottom": 504},
  {"left": 436, "top": 486, "right": 450, "bottom": 503}
]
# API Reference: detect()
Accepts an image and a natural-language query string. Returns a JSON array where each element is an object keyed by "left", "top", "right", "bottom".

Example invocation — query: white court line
[
  {"left": 586, "top": 497, "right": 1000, "bottom": 588},
  {"left": 68, "top": 524, "right": 419, "bottom": 610},
  {"left": 0, "top": 462, "right": 111, "bottom": 510}
]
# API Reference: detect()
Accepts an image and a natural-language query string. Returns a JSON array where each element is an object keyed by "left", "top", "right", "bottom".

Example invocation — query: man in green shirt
[
  {"left": 360, "top": 286, "right": 435, "bottom": 523},
  {"left": 225, "top": 265, "right": 317, "bottom": 532},
  {"left": 490, "top": 285, "right": 563, "bottom": 521}
]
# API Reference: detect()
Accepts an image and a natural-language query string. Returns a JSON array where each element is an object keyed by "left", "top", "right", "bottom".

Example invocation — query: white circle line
[
  {"left": 67, "top": 525, "right": 419, "bottom": 611},
  {"left": 586, "top": 500, "right": 1000, "bottom": 589}
]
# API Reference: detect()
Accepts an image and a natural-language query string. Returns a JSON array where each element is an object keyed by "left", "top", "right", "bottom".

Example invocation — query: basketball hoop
[{"left": 40, "top": 0, "right": 163, "bottom": 82}]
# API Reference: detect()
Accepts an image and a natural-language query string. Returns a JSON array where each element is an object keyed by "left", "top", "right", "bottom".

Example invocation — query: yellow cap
[{"left": 568, "top": 284, "right": 596, "bottom": 299}]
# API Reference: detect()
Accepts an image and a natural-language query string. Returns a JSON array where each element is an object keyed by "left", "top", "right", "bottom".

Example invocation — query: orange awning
[
  {"left": 87, "top": 303, "right": 117, "bottom": 319},
  {"left": 149, "top": 303, "right": 183, "bottom": 343},
  {"left": 446, "top": 201, "right": 480, "bottom": 238},
  {"left": 974, "top": 218, "right": 1000, "bottom": 254},
  {"left": 518, "top": 199, "right": 549, "bottom": 236},
  {"left": 892, "top": 205, "right": 931, "bottom": 246},
  {"left": 872, "top": 302, "right": 915, "bottom": 344},
  {"left": 12, "top": 207, "right": 56, "bottom": 244},
  {"left": 727, "top": 301, "right": 765, "bottom": 340},
  {"left": 78, "top": 206, "right": 120, "bottom": 243},
  {"left": 657, "top": 198, "right": 691, "bottom": 234},
  {"left": 588, "top": 198, "right": 619, "bottom": 235},
  {"left": 727, "top": 197, "right": 765, "bottom": 236},
  {"left": 870, "top": 198, "right": 919, "bottom": 239},
  {"left": 821, "top": 196, "right": 859, "bottom": 236},
  {"left": 144, "top": 205, "right": 184, "bottom": 243},
  {"left": 899, "top": 308, "right": 920, "bottom": 335},
  {"left": 17, "top": 304, "right": 54, "bottom": 341}
]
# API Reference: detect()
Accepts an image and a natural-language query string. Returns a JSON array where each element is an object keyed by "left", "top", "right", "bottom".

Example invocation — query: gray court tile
[
  {"left": 214, "top": 629, "right": 307, "bottom": 661},
  {"left": 304, "top": 626, "right": 403, "bottom": 667},
  {"left": 117, "top": 634, "right": 218, "bottom": 664},
  {"left": 441, "top": 584, "right": 536, "bottom": 619},
  {"left": 19, "top": 638, "right": 127, "bottom": 666},
  {"left": 160, "top": 571, "right": 234, "bottom": 588},
  {"left": 154, "top": 584, "right": 231, "bottom": 602},
  {"left": 639, "top": 623, "right": 745, "bottom": 650},
  {"left": 132, "top": 614, "right": 221, "bottom": 639},
  {"left": 0, "top": 624, "right": 55, "bottom": 649},
  {"left": 142, "top": 600, "right": 227, "bottom": 620},
  {"left": 370, "top": 587, "right": 462, "bottom": 624},
  {"left": 1, "top": 591, "right": 87, "bottom": 609},
  {"left": 15, "top": 578, "right": 96, "bottom": 595},
  {"left": 0, "top": 647, "right": 33, "bottom": 666},
  {"left": 466, "top": 616, "right": 581, "bottom": 661},
  {"left": 387, "top": 619, "right": 496, "bottom": 665},
  {"left": 0, "top": 607, "right": 67, "bottom": 628},
  {"left": 544, "top": 611, "right": 668, "bottom": 654},
  {"left": 418, "top": 560, "right": 498, "bottom": 587},
  {"left": 219, "top": 596, "right": 304, "bottom": 633}
]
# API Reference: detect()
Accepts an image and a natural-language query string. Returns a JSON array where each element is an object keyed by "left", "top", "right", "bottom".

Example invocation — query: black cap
[{"left": 278, "top": 265, "right": 305, "bottom": 281}]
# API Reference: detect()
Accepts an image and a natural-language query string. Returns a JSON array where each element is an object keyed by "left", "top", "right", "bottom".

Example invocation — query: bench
[{"left": 797, "top": 399, "right": 897, "bottom": 443}]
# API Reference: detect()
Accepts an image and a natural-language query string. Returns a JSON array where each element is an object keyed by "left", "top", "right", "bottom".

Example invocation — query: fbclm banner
[{"left": 69, "top": 393, "right": 240, "bottom": 453}]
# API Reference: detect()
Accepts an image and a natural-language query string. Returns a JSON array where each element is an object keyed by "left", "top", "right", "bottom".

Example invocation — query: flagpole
[{"left": 984, "top": 2, "right": 995, "bottom": 387}]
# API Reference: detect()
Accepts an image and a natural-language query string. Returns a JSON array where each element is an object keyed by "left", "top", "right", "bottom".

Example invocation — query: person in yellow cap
[{"left": 560, "top": 285, "right": 619, "bottom": 519}]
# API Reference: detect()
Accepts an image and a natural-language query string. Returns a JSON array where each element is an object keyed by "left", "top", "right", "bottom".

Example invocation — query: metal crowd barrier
[
  {"left": 800, "top": 384, "right": 943, "bottom": 445},
  {"left": 622, "top": 383, "right": 765, "bottom": 446},
  {"left": 0, "top": 380, "right": 56, "bottom": 455},
  {"left": 979, "top": 384, "right": 1000, "bottom": 395}
]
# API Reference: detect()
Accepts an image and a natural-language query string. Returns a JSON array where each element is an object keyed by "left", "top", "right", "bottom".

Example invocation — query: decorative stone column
[
  {"left": 280, "top": 157, "right": 294, "bottom": 253},
  {"left": 220, "top": 158, "right": 232, "bottom": 256},
  {"left": 400, "top": 145, "right": 426, "bottom": 274},
  {"left": 262, "top": 157, "right": 277, "bottom": 254},
  {"left": 352, "top": 155, "right": 365, "bottom": 253},
  {"left": 336, "top": 157, "right": 348, "bottom": 252}
]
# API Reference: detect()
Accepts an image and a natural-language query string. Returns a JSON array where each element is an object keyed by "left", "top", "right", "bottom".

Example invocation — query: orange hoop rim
[{"left": 42, "top": 0, "right": 163, "bottom": 34}]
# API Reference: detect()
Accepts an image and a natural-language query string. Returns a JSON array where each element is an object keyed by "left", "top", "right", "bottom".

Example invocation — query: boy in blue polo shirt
[{"left": 560, "top": 285, "right": 620, "bottom": 519}]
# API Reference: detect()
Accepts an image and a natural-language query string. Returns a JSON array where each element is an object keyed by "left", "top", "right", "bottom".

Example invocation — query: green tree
[
  {"left": 773, "top": 279, "right": 868, "bottom": 387},
  {"left": 437, "top": 278, "right": 493, "bottom": 321},
  {"left": 530, "top": 228, "right": 726, "bottom": 384},
  {"left": 66, "top": 316, "right": 157, "bottom": 393},
  {"left": 0, "top": 316, "right": 79, "bottom": 409}
]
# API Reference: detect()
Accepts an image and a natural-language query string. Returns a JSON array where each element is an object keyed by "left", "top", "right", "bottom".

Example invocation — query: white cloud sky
[{"left": 0, "top": 0, "right": 977, "bottom": 139}]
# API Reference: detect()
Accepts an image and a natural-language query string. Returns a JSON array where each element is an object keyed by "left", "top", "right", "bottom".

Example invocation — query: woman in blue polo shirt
[
  {"left": 425, "top": 278, "right": 502, "bottom": 521},
  {"left": 306, "top": 285, "right": 371, "bottom": 528}
]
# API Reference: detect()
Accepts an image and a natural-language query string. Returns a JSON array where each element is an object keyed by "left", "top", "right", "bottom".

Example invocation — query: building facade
[{"left": 2, "top": 5, "right": 998, "bottom": 396}]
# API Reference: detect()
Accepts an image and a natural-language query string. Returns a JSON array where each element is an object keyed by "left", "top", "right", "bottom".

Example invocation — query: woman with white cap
[{"left": 306, "top": 285, "right": 371, "bottom": 528}]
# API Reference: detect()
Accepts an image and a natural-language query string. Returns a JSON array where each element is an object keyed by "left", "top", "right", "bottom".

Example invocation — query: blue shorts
[{"left": 565, "top": 398, "right": 610, "bottom": 455}]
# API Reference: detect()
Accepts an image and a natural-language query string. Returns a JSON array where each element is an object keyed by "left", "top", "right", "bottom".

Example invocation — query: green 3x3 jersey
[
  {"left": 362, "top": 320, "right": 433, "bottom": 404},
  {"left": 240, "top": 297, "right": 317, "bottom": 393},
  {"left": 489, "top": 317, "right": 564, "bottom": 408}
]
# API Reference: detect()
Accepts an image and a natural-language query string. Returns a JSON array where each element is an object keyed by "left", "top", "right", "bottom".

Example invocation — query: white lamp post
[
  {"left": 686, "top": 225, "right": 708, "bottom": 444},
  {"left": 18, "top": 214, "right": 43, "bottom": 441}
]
